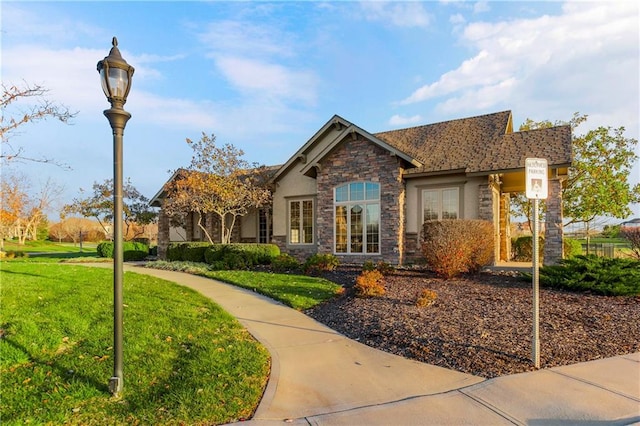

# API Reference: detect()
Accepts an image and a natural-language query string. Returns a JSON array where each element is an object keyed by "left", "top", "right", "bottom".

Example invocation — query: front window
[
  {"left": 289, "top": 200, "right": 313, "bottom": 244},
  {"left": 422, "top": 187, "right": 460, "bottom": 222},
  {"left": 335, "top": 182, "right": 380, "bottom": 254}
]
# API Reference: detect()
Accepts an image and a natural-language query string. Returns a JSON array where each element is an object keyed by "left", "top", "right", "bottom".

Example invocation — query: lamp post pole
[{"left": 97, "top": 37, "right": 134, "bottom": 397}]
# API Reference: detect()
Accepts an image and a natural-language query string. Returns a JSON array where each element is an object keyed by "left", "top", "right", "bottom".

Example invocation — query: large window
[
  {"left": 289, "top": 199, "right": 313, "bottom": 244},
  {"left": 335, "top": 182, "right": 380, "bottom": 254},
  {"left": 422, "top": 187, "right": 460, "bottom": 222}
]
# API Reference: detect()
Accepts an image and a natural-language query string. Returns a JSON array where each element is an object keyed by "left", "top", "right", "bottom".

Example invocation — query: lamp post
[{"left": 97, "top": 37, "right": 134, "bottom": 397}]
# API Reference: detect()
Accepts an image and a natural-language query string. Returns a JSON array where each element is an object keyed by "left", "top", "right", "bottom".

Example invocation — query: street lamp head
[{"left": 97, "top": 37, "right": 135, "bottom": 109}]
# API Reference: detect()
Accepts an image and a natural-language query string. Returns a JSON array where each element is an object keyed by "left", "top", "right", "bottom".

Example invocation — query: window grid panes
[
  {"left": 289, "top": 200, "right": 313, "bottom": 244},
  {"left": 334, "top": 182, "right": 380, "bottom": 254},
  {"left": 422, "top": 188, "right": 460, "bottom": 222}
]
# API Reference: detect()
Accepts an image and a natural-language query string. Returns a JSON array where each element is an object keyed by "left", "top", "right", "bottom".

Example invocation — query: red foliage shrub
[{"left": 421, "top": 220, "right": 495, "bottom": 278}]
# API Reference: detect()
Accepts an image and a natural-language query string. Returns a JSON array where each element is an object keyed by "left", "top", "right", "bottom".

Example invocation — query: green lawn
[
  {"left": 0, "top": 262, "right": 270, "bottom": 425},
  {"left": 2, "top": 239, "right": 98, "bottom": 253},
  {"left": 146, "top": 260, "right": 344, "bottom": 310}
]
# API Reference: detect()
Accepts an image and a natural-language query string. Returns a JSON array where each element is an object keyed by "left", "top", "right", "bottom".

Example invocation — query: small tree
[
  {"left": 63, "top": 179, "right": 158, "bottom": 241},
  {"left": 513, "top": 113, "right": 640, "bottom": 237},
  {"left": 163, "top": 133, "right": 272, "bottom": 244}
]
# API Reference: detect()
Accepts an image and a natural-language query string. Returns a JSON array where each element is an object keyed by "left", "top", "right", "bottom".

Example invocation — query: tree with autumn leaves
[
  {"left": 162, "top": 133, "right": 272, "bottom": 244},
  {"left": 0, "top": 173, "right": 62, "bottom": 248}
]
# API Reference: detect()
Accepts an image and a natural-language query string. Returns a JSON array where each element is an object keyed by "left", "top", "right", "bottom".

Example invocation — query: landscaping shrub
[
  {"left": 167, "top": 242, "right": 188, "bottom": 261},
  {"left": 271, "top": 254, "right": 301, "bottom": 272},
  {"left": 354, "top": 270, "right": 385, "bottom": 297},
  {"left": 0, "top": 250, "right": 29, "bottom": 259},
  {"left": 97, "top": 241, "right": 149, "bottom": 261},
  {"left": 513, "top": 236, "right": 584, "bottom": 261},
  {"left": 204, "top": 244, "right": 280, "bottom": 266},
  {"left": 303, "top": 253, "right": 339, "bottom": 274},
  {"left": 362, "top": 260, "right": 395, "bottom": 275},
  {"left": 202, "top": 244, "right": 280, "bottom": 270},
  {"left": 415, "top": 289, "right": 438, "bottom": 308},
  {"left": 182, "top": 242, "right": 212, "bottom": 263},
  {"left": 421, "top": 220, "right": 494, "bottom": 278},
  {"left": 511, "top": 236, "right": 543, "bottom": 262},
  {"left": 465, "top": 220, "right": 495, "bottom": 273},
  {"left": 563, "top": 238, "right": 583, "bottom": 258},
  {"left": 533, "top": 255, "right": 640, "bottom": 296}
]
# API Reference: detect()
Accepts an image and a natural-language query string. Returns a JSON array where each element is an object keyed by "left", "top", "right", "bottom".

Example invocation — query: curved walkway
[{"left": 122, "top": 265, "right": 639, "bottom": 425}]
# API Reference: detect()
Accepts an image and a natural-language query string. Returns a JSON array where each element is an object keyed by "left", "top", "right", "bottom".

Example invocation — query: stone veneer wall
[
  {"left": 315, "top": 136, "right": 405, "bottom": 264},
  {"left": 543, "top": 177, "right": 564, "bottom": 265},
  {"left": 500, "top": 193, "right": 511, "bottom": 262},
  {"left": 478, "top": 183, "right": 493, "bottom": 221},
  {"left": 157, "top": 204, "right": 170, "bottom": 260}
]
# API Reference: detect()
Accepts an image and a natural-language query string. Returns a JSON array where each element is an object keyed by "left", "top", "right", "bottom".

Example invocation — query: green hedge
[
  {"left": 204, "top": 244, "right": 280, "bottom": 266},
  {"left": 97, "top": 241, "right": 149, "bottom": 261},
  {"left": 167, "top": 242, "right": 280, "bottom": 269},
  {"left": 166, "top": 242, "right": 211, "bottom": 262}
]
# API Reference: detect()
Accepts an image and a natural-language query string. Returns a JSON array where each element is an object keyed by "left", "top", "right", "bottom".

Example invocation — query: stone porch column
[
  {"left": 157, "top": 204, "right": 170, "bottom": 260},
  {"left": 544, "top": 177, "right": 564, "bottom": 265}
]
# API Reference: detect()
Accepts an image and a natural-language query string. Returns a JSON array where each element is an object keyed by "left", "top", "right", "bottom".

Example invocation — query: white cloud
[
  {"left": 398, "top": 1, "right": 639, "bottom": 138},
  {"left": 389, "top": 114, "right": 423, "bottom": 126},
  {"left": 473, "top": 1, "right": 490, "bottom": 14},
  {"left": 359, "top": 1, "right": 432, "bottom": 28},
  {"left": 198, "top": 20, "right": 294, "bottom": 59},
  {"left": 214, "top": 56, "right": 317, "bottom": 105}
]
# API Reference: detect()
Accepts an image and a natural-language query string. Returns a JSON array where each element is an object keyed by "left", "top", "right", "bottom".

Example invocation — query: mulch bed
[{"left": 305, "top": 266, "right": 640, "bottom": 378}]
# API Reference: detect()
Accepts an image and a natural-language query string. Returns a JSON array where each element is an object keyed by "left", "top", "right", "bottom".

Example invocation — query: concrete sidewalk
[{"left": 124, "top": 265, "right": 640, "bottom": 425}]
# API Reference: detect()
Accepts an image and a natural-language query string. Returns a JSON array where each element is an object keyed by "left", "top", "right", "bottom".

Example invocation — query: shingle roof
[{"left": 374, "top": 110, "right": 572, "bottom": 175}]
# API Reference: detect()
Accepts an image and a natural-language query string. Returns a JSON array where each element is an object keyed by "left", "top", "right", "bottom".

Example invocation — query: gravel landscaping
[{"left": 305, "top": 266, "right": 640, "bottom": 378}]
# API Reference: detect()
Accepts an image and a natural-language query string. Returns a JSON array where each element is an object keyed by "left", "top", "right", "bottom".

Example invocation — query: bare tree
[{"left": 1, "top": 81, "right": 77, "bottom": 167}]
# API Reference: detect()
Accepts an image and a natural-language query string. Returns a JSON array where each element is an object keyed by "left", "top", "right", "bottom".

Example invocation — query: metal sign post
[{"left": 525, "top": 158, "right": 548, "bottom": 369}]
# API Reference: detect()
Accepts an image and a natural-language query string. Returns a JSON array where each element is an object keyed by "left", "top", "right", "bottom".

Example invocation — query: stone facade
[
  {"left": 544, "top": 177, "right": 564, "bottom": 264},
  {"left": 157, "top": 204, "right": 170, "bottom": 259},
  {"left": 315, "top": 136, "right": 405, "bottom": 264}
]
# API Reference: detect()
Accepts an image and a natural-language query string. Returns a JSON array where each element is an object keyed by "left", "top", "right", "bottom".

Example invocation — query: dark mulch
[{"left": 305, "top": 266, "right": 640, "bottom": 378}]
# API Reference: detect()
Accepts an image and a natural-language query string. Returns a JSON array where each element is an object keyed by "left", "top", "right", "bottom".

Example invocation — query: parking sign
[{"left": 525, "top": 158, "right": 548, "bottom": 199}]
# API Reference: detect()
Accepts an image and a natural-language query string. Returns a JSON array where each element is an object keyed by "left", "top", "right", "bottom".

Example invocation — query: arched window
[{"left": 334, "top": 182, "right": 380, "bottom": 254}]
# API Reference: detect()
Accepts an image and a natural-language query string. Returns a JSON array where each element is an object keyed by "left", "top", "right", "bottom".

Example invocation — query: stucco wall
[{"left": 404, "top": 174, "right": 486, "bottom": 234}]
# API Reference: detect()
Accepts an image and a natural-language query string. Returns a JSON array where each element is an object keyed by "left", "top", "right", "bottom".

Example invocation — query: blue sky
[{"left": 2, "top": 1, "right": 639, "bottom": 219}]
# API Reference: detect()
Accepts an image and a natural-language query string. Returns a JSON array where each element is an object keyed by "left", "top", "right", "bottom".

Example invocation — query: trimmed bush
[
  {"left": 167, "top": 242, "right": 188, "bottom": 262},
  {"left": 533, "top": 255, "right": 640, "bottom": 296},
  {"left": 203, "top": 243, "right": 281, "bottom": 270},
  {"left": 354, "top": 270, "right": 385, "bottom": 297},
  {"left": 303, "top": 253, "right": 339, "bottom": 274},
  {"left": 97, "top": 241, "right": 149, "bottom": 261},
  {"left": 421, "top": 220, "right": 494, "bottom": 278},
  {"left": 182, "top": 242, "right": 212, "bottom": 263}
]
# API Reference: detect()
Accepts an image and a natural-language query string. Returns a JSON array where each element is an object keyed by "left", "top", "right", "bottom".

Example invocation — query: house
[
  {"left": 621, "top": 218, "right": 640, "bottom": 228},
  {"left": 152, "top": 110, "right": 572, "bottom": 265}
]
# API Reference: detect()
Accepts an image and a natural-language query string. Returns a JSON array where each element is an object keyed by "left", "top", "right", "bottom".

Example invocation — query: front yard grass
[
  {"left": 147, "top": 261, "right": 343, "bottom": 310},
  {"left": 0, "top": 262, "right": 270, "bottom": 425}
]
